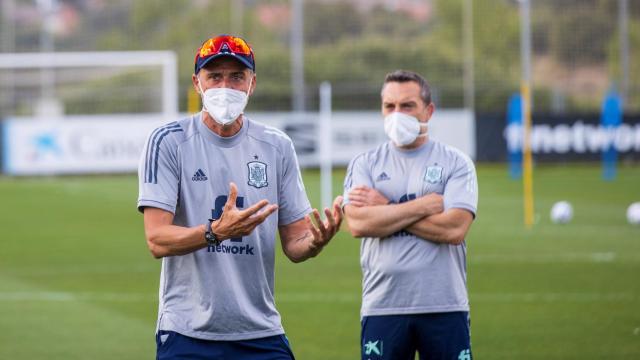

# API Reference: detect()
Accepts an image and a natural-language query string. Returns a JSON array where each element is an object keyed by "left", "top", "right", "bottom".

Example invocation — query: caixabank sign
[
  {"left": 1, "top": 115, "right": 169, "bottom": 175},
  {"left": 475, "top": 113, "right": 640, "bottom": 162}
]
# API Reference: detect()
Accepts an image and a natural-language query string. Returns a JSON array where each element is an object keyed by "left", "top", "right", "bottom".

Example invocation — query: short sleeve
[
  {"left": 342, "top": 154, "right": 374, "bottom": 206},
  {"left": 443, "top": 152, "right": 478, "bottom": 218},
  {"left": 278, "top": 141, "right": 312, "bottom": 225},
  {"left": 137, "top": 123, "right": 183, "bottom": 214}
]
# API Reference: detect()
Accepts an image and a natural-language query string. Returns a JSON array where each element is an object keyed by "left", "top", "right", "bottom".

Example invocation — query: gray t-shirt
[
  {"left": 137, "top": 113, "right": 311, "bottom": 341},
  {"left": 343, "top": 140, "right": 478, "bottom": 317}
]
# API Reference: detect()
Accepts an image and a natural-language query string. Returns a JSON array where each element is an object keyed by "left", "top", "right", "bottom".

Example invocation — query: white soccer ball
[
  {"left": 550, "top": 201, "right": 573, "bottom": 224},
  {"left": 627, "top": 202, "right": 640, "bottom": 225}
]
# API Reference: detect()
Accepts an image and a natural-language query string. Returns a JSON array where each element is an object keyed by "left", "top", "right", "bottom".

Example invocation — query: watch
[{"left": 205, "top": 218, "right": 222, "bottom": 247}]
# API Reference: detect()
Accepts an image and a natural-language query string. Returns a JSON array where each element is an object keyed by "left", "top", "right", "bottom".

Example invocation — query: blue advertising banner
[{"left": 476, "top": 113, "right": 640, "bottom": 162}]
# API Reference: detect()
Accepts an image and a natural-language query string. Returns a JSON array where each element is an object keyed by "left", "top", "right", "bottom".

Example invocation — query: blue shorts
[
  {"left": 156, "top": 330, "right": 295, "bottom": 360},
  {"left": 361, "top": 312, "right": 472, "bottom": 360}
]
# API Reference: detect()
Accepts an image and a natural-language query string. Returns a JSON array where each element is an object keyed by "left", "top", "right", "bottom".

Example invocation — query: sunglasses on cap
[{"left": 194, "top": 34, "right": 255, "bottom": 73}]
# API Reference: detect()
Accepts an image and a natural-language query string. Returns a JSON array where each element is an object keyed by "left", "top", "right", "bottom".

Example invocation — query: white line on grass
[
  {"left": 276, "top": 293, "right": 359, "bottom": 303},
  {"left": 471, "top": 292, "right": 636, "bottom": 302},
  {"left": 469, "top": 252, "right": 623, "bottom": 264},
  {"left": 4, "top": 264, "right": 158, "bottom": 276},
  {"left": 0, "top": 291, "right": 156, "bottom": 302},
  {"left": 0, "top": 291, "right": 636, "bottom": 303}
]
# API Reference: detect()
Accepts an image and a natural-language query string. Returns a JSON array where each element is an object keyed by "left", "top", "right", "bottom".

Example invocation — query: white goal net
[
  {"left": 0, "top": 51, "right": 178, "bottom": 175},
  {"left": 0, "top": 51, "right": 177, "bottom": 118}
]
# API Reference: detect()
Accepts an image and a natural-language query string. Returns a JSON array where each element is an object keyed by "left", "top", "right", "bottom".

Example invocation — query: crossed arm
[
  {"left": 344, "top": 185, "right": 473, "bottom": 245},
  {"left": 143, "top": 182, "right": 343, "bottom": 261}
]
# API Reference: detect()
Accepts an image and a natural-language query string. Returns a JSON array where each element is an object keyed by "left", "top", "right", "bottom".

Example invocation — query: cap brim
[{"left": 197, "top": 53, "right": 254, "bottom": 73}]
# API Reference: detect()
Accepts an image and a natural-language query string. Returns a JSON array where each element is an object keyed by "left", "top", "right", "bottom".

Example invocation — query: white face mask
[
  {"left": 383, "top": 112, "right": 427, "bottom": 146},
  {"left": 198, "top": 78, "right": 252, "bottom": 126}
]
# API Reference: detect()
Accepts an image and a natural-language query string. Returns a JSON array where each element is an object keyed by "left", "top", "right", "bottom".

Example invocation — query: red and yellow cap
[{"left": 194, "top": 34, "right": 255, "bottom": 74}]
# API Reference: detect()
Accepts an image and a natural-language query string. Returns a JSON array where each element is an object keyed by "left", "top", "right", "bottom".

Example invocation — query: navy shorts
[
  {"left": 361, "top": 312, "right": 471, "bottom": 360},
  {"left": 156, "top": 330, "right": 295, "bottom": 360}
]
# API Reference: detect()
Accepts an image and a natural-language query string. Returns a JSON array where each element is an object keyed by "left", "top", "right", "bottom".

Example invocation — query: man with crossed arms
[{"left": 343, "top": 70, "right": 478, "bottom": 360}]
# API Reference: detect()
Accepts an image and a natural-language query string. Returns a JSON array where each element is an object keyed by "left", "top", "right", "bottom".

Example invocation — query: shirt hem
[
  {"left": 158, "top": 326, "right": 285, "bottom": 341},
  {"left": 279, "top": 206, "right": 312, "bottom": 226},
  {"left": 361, "top": 304, "right": 469, "bottom": 318},
  {"left": 137, "top": 199, "right": 176, "bottom": 214},
  {"left": 447, "top": 203, "right": 476, "bottom": 218}
]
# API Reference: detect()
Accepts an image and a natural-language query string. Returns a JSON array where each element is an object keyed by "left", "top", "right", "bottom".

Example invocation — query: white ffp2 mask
[
  {"left": 383, "top": 112, "right": 427, "bottom": 146},
  {"left": 198, "top": 79, "right": 252, "bottom": 126}
]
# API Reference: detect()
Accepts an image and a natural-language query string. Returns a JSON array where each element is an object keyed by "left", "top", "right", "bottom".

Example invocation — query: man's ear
[
  {"left": 192, "top": 73, "right": 201, "bottom": 94},
  {"left": 248, "top": 73, "right": 257, "bottom": 96},
  {"left": 423, "top": 102, "right": 435, "bottom": 122}
]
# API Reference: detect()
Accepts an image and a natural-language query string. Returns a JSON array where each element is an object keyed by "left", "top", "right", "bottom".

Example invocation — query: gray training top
[
  {"left": 343, "top": 139, "right": 478, "bottom": 318},
  {"left": 137, "top": 113, "right": 311, "bottom": 341}
]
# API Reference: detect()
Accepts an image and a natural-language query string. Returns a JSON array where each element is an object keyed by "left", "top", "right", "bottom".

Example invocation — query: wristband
[{"left": 204, "top": 219, "right": 222, "bottom": 247}]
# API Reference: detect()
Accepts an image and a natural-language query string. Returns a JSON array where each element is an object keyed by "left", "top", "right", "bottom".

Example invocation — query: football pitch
[{"left": 1, "top": 164, "right": 639, "bottom": 359}]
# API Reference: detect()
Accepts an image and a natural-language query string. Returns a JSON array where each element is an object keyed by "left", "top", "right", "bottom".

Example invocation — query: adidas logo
[
  {"left": 376, "top": 172, "right": 390, "bottom": 181},
  {"left": 192, "top": 169, "right": 208, "bottom": 181}
]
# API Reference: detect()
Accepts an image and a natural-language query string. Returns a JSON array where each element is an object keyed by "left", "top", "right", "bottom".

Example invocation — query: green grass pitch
[{"left": 1, "top": 164, "right": 639, "bottom": 359}]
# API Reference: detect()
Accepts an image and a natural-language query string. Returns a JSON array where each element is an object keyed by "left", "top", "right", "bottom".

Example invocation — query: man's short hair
[{"left": 382, "top": 70, "right": 432, "bottom": 105}]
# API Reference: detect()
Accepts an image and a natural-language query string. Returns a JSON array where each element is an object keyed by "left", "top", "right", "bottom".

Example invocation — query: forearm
[
  {"left": 145, "top": 223, "right": 207, "bottom": 258},
  {"left": 279, "top": 210, "right": 342, "bottom": 263},
  {"left": 345, "top": 201, "right": 428, "bottom": 238},
  {"left": 281, "top": 230, "right": 323, "bottom": 263},
  {"left": 406, "top": 209, "right": 473, "bottom": 245}
]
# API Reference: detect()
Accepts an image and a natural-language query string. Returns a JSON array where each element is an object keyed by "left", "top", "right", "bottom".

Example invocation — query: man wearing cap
[
  {"left": 137, "top": 34, "right": 343, "bottom": 359},
  {"left": 343, "top": 70, "right": 478, "bottom": 359}
]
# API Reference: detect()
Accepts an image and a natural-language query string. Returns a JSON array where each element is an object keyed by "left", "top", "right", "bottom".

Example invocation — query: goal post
[
  {"left": 0, "top": 51, "right": 179, "bottom": 175},
  {"left": 0, "top": 51, "right": 178, "bottom": 117}
]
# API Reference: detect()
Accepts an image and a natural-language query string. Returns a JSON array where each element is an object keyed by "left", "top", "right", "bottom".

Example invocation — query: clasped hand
[{"left": 348, "top": 185, "right": 444, "bottom": 215}]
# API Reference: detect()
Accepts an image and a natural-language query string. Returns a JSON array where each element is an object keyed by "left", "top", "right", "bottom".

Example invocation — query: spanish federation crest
[
  {"left": 424, "top": 165, "right": 443, "bottom": 184},
  {"left": 247, "top": 161, "right": 268, "bottom": 188}
]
